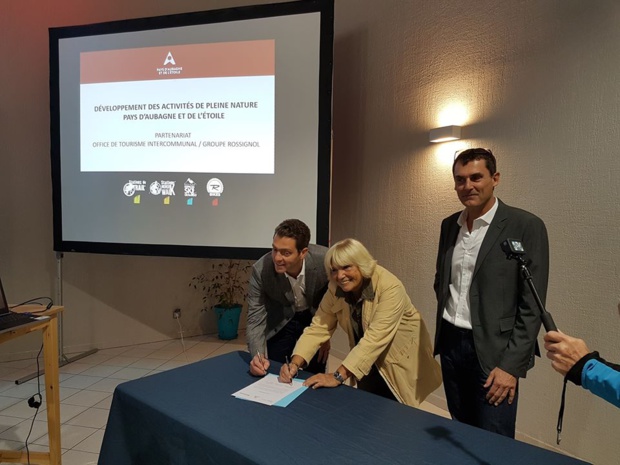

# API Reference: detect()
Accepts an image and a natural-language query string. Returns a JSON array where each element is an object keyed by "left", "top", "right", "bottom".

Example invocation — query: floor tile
[
  {"left": 92, "top": 396, "right": 113, "bottom": 410},
  {"left": 0, "top": 437, "right": 26, "bottom": 451},
  {"left": 154, "top": 359, "right": 190, "bottom": 371},
  {"left": 59, "top": 363, "right": 94, "bottom": 375},
  {"left": 34, "top": 423, "right": 98, "bottom": 449},
  {"left": 0, "top": 414, "right": 25, "bottom": 433},
  {"left": 0, "top": 419, "right": 48, "bottom": 443},
  {"left": 63, "top": 390, "right": 111, "bottom": 408},
  {"left": 128, "top": 358, "right": 166, "bottom": 370},
  {"left": 205, "top": 344, "right": 245, "bottom": 359},
  {"left": 61, "top": 449, "right": 99, "bottom": 465},
  {"left": 87, "top": 378, "right": 125, "bottom": 393},
  {"left": 0, "top": 399, "right": 41, "bottom": 419},
  {"left": 108, "top": 367, "right": 151, "bottom": 380},
  {"left": 100, "top": 355, "right": 141, "bottom": 367},
  {"left": 60, "top": 375, "right": 103, "bottom": 390},
  {"left": 186, "top": 340, "right": 226, "bottom": 354},
  {"left": 120, "top": 347, "right": 157, "bottom": 358},
  {"left": 130, "top": 340, "right": 172, "bottom": 350},
  {"left": 75, "top": 353, "right": 115, "bottom": 365},
  {"left": 172, "top": 352, "right": 207, "bottom": 363},
  {"left": 66, "top": 407, "right": 109, "bottom": 429},
  {"left": 0, "top": 396, "right": 22, "bottom": 412},
  {"left": 72, "top": 428, "right": 105, "bottom": 454},
  {"left": 95, "top": 347, "right": 128, "bottom": 356},
  {"left": 21, "top": 441, "right": 60, "bottom": 453},
  {"left": 58, "top": 373, "right": 78, "bottom": 382},
  {"left": 59, "top": 387, "right": 82, "bottom": 401},
  {"left": 147, "top": 347, "right": 186, "bottom": 360},
  {"left": 0, "top": 383, "right": 42, "bottom": 400},
  {"left": 40, "top": 403, "right": 88, "bottom": 424},
  {"left": 79, "top": 365, "right": 123, "bottom": 378}
]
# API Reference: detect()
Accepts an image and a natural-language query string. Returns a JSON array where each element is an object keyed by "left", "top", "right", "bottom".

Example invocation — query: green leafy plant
[{"left": 190, "top": 260, "right": 252, "bottom": 310}]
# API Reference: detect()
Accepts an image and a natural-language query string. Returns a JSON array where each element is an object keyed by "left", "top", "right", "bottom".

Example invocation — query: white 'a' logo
[{"left": 163, "top": 52, "right": 176, "bottom": 66}]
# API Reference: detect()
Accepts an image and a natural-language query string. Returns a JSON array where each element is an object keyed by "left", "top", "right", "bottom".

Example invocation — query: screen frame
[{"left": 49, "top": 0, "right": 333, "bottom": 260}]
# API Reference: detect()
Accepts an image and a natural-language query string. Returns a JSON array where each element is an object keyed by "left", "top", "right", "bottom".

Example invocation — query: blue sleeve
[{"left": 581, "top": 359, "right": 620, "bottom": 408}]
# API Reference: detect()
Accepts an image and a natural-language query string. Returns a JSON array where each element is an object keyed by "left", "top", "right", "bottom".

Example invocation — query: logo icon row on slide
[{"left": 123, "top": 178, "right": 223, "bottom": 204}]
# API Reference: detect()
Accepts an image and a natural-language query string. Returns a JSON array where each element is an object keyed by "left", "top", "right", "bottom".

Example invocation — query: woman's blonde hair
[{"left": 324, "top": 238, "right": 377, "bottom": 278}]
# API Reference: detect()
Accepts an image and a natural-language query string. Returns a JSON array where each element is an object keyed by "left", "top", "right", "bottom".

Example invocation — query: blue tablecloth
[{"left": 99, "top": 351, "right": 588, "bottom": 465}]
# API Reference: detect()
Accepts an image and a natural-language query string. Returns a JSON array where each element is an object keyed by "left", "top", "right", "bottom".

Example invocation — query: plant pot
[{"left": 214, "top": 304, "right": 242, "bottom": 340}]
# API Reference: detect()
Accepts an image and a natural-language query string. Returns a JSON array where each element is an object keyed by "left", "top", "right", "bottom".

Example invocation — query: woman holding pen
[{"left": 279, "top": 238, "right": 441, "bottom": 407}]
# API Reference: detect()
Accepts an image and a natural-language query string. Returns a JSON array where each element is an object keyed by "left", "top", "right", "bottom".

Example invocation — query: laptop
[{"left": 0, "top": 277, "right": 41, "bottom": 333}]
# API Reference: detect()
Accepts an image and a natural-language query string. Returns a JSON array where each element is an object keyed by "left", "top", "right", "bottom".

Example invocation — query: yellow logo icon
[
  {"left": 133, "top": 195, "right": 141, "bottom": 204},
  {"left": 164, "top": 196, "right": 170, "bottom": 205}
]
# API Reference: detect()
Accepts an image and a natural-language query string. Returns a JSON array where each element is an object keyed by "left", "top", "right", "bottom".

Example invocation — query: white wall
[{"left": 1, "top": 1, "right": 619, "bottom": 463}]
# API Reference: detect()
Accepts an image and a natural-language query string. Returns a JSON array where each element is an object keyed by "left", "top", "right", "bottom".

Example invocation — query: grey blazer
[
  {"left": 246, "top": 244, "right": 329, "bottom": 357},
  {"left": 433, "top": 199, "right": 549, "bottom": 378}
]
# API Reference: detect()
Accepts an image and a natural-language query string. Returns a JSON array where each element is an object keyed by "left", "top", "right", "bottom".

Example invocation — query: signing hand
[
  {"left": 278, "top": 361, "right": 299, "bottom": 384},
  {"left": 249, "top": 353, "right": 270, "bottom": 376},
  {"left": 317, "top": 339, "right": 331, "bottom": 364},
  {"left": 484, "top": 367, "right": 517, "bottom": 406},
  {"left": 544, "top": 331, "right": 590, "bottom": 376}
]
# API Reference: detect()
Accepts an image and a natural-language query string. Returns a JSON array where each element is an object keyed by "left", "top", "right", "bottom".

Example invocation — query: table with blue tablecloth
[{"left": 99, "top": 351, "right": 588, "bottom": 465}]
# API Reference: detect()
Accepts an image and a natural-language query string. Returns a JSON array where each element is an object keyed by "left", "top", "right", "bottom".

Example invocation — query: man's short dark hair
[
  {"left": 452, "top": 148, "right": 497, "bottom": 176},
  {"left": 274, "top": 219, "right": 310, "bottom": 251}
]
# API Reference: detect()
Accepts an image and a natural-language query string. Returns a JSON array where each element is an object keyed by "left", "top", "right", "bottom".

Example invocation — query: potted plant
[{"left": 190, "top": 260, "right": 252, "bottom": 340}]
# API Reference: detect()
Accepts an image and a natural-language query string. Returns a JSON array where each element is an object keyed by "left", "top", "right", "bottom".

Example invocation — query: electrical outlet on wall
[{"left": 173, "top": 308, "right": 181, "bottom": 319}]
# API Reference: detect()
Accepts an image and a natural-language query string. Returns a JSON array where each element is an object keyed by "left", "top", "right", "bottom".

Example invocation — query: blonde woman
[{"left": 280, "top": 238, "right": 441, "bottom": 407}]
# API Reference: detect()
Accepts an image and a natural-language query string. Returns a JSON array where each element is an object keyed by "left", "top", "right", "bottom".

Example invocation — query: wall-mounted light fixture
[{"left": 429, "top": 125, "right": 461, "bottom": 143}]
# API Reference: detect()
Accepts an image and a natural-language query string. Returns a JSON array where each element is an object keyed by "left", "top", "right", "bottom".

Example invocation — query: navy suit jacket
[
  {"left": 246, "top": 244, "right": 329, "bottom": 357},
  {"left": 433, "top": 199, "right": 549, "bottom": 378}
]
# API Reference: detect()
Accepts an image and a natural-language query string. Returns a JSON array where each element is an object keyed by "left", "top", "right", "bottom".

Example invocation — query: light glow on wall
[
  {"left": 435, "top": 140, "right": 468, "bottom": 167},
  {"left": 433, "top": 102, "right": 469, "bottom": 166},
  {"left": 437, "top": 103, "right": 469, "bottom": 127}
]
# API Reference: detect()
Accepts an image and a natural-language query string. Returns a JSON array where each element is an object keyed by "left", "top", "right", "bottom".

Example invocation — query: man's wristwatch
[{"left": 333, "top": 371, "right": 345, "bottom": 385}]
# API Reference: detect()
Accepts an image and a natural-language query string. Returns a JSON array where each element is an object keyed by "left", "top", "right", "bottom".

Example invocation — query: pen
[
  {"left": 257, "top": 351, "right": 267, "bottom": 373},
  {"left": 285, "top": 355, "right": 294, "bottom": 384}
]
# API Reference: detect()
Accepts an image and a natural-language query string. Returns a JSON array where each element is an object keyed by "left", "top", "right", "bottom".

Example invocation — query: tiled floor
[
  {"left": 0, "top": 331, "right": 448, "bottom": 464},
  {"left": 0, "top": 332, "right": 248, "bottom": 465}
]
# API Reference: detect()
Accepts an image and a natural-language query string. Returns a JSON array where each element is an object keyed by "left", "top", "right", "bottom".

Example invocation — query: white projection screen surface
[{"left": 49, "top": 0, "right": 333, "bottom": 259}]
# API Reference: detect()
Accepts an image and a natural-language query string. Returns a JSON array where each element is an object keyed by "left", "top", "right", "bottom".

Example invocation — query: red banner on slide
[{"left": 81, "top": 40, "right": 275, "bottom": 84}]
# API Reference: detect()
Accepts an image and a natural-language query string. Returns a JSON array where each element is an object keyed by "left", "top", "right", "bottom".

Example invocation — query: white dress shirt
[
  {"left": 285, "top": 259, "right": 309, "bottom": 312},
  {"left": 442, "top": 198, "right": 499, "bottom": 329}
]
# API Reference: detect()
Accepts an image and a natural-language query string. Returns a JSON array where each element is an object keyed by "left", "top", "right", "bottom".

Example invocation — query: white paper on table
[{"left": 232, "top": 374, "right": 307, "bottom": 407}]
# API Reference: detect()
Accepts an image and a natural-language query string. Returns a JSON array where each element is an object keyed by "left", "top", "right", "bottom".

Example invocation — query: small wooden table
[{"left": 0, "top": 305, "right": 63, "bottom": 465}]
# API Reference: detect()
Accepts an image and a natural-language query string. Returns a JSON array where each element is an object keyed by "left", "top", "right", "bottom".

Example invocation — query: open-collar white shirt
[
  {"left": 442, "top": 198, "right": 499, "bottom": 329},
  {"left": 285, "top": 259, "right": 309, "bottom": 312}
]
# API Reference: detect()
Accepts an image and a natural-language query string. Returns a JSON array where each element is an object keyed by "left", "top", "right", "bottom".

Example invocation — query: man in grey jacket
[
  {"left": 434, "top": 148, "right": 549, "bottom": 438},
  {"left": 247, "top": 219, "right": 330, "bottom": 376}
]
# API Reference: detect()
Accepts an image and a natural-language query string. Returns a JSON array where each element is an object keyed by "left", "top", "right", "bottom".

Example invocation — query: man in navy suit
[
  {"left": 434, "top": 148, "right": 549, "bottom": 438},
  {"left": 247, "top": 219, "right": 330, "bottom": 376}
]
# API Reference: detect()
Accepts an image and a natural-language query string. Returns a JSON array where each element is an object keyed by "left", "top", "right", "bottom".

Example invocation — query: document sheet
[{"left": 232, "top": 374, "right": 307, "bottom": 407}]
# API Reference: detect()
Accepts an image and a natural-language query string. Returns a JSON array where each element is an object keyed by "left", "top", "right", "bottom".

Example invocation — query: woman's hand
[
  {"left": 278, "top": 356, "right": 299, "bottom": 384},
  {"left": 303, "top": 373, "right": 341, "bottom": 389}
]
